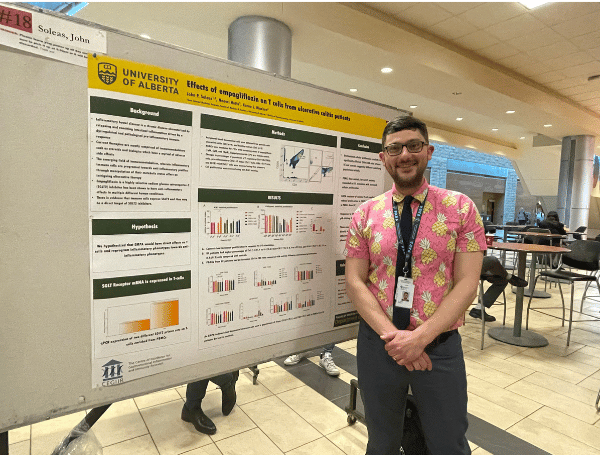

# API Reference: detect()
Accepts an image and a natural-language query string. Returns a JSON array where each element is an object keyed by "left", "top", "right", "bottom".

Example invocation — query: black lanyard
[{"left": 392, "top": 194, "right": 427, "bottom": 277}]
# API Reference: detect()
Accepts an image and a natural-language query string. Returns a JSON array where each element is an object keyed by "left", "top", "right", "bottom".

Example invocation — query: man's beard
[{"left": 390, "top": 166, "right": 425, "bottom": 190}]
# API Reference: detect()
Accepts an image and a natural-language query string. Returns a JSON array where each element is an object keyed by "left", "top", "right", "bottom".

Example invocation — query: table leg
[
  {"left": 488, "top": 251, "right": 548, "bottom": 347},
  {"left": 516, "top": 252, "right": 551, "bottom": 298}
]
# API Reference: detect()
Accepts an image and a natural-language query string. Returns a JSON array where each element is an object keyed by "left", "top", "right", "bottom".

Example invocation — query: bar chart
[
  {"left": 206, "top": 306, "right": 234, "bottom": 326},
  {"left": 254, "top": 267, "right": 278, "bottom": 287},
  {"left": 270, "top": 296, "right": 293, "bottom": 314},
  {"left": 208, "top": 275, "right": 235, "bottom": 293},
  {"left": 205, "top": 209, "right": 241, "bottom": 235},
  {"left": 296, "top": 293, "right": 316, "bottom": 309},
  {"left": 294, "top": 266, "right": 314, "bottom": 281},
  {"left": 240, "top": 299, "right": 263, "bottom": 320},
  {"left": 106, "top": 299, "right": 180, "bottom": 336}
]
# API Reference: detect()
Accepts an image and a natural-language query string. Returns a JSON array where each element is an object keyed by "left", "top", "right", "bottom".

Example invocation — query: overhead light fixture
[
  {"left": 409, "top": 105, "right": 418, "bottom": 109},
  {"left": 381, "top": 67, "right": 393, "bottom": 74},
  {"left": 520, "top": 136, "right": 526, "bottom": 140},
  {"left": 140, "top": 34, "right": 151, "bottom": 39},
  {"left": 456, "top": 117, "right": 463, "bottom": 121},
  {"left": 519, "top": 1, "right": 550, "bottom": 9},
  {"left": 349, "top": 88, "right": 357, "bottom": 92},
  {"left": 496, "top": 151, "right": 506, "bottom": 156},
  {"left": 492, "top": 128, "right": 498, "bottom": 131},
  {"left": 544, "top": 124, "right": 552, "bottom": 127},
  {"left": 506, "top": 110, "right": 515, "bottom": 114}
]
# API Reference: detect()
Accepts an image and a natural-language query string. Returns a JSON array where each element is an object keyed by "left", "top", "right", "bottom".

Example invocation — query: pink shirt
[{"left": 344, "top": 180, "right": 486, "bottom": 330}]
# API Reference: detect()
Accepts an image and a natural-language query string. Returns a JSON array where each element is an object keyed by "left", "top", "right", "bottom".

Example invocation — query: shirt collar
[{"left": 392, "top": 179, "right": 429, "bottom": 204}]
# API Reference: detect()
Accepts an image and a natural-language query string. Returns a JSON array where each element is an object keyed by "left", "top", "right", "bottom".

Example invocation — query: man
[
  {"left": 181, "top": 371, "right": 238, "bottom": 435},
  {"left": 283, "top": 344, "right": 340, "bottom": 376},
  {"left": 345, "top": 115, "right": 485, "bottom": 455},
  {"left": 469, "top": 255, "right": 528, "bottom": 322}
]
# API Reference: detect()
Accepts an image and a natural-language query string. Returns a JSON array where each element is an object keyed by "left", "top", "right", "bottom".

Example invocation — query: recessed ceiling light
[
  {"left": 544, "top": 124, "right": 552, "bottom": 128},
  {"left": 519, "top": 1, "right": 550, "bottom": 9},
  {"left": 506, "top": 110, "right": 515, "bottom": 114},
  {"left": 381, "top": 67, "right": 393, "bottom": 74},
  {"left": 496, "top": 151, "right": 505, "bottom": 156},
  {"left": 456, "top": 117, "right": 463, "bottom": 121},
  {"left": 492, "top": 128, "right": 498, "bottom": 131},
  {"left": 520, "top": 137, "right": 526, "bottom": 140},
  {"left": 349, "top": 88, "right": 357, "bottom": 92},
  {"left": 140, "top": 34, "right": 151, "bottom": 39},
  {"left": 409, "top": 105, "right": 418, "bottom": 109}
]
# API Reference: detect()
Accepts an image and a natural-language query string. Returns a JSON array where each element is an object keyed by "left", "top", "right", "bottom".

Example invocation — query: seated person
[
  {"left": 537, "top": 211, "right": 566, "bottom": 246},
  {"left": 181, "top": 371, "right": 239, "bottom": 435},
  {"left": 469, "top": 255, "right": 527, "bottom": 322}
]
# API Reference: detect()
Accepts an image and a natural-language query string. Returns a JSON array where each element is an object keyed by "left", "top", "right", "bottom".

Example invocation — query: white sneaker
[
  {"left": 284, "top": 354, "right": 303, "bottom": 366},
  {"left": 319, "top": 352, "right": 340, "bottom": 376}
]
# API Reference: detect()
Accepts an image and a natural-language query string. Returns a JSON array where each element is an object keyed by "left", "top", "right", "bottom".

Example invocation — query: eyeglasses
[{"left": 383, "top": 140, "right": 427, "bottom": 155}]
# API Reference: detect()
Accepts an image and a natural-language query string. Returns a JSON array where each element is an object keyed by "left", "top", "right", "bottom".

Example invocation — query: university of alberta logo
[
  {"left": 102, "top": 359, "right": 124, "bottom": 386},
  {"left": 98, "top": 62, "right": 117, "bottom": 85}
]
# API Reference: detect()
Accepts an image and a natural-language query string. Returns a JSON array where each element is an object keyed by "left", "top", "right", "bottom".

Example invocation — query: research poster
[{"left": 88, "top": 55, "right": 393, "bottom": 387}]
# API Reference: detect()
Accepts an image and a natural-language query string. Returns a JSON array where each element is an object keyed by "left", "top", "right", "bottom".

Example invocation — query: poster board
[{"left": 0, "top": 5, "right": 402, "bottom": 431}]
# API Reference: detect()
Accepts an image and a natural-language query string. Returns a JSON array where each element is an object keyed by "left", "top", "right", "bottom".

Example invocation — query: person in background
[
  {"left": 535, "top": 203, "right": 545, "bottom": 226},
  {"left": 283, "top": 344, "right": 340, "bottom": 376},
  {"left": 469, "top": 256, "right": 528, "bottom": 322},
  {"left": 517, "top": 207, "right": 527, "bottom": 225},
  {"left": 181, "top": 371, "right": 238, "bottom": 435},
  {"left": 345, "top": 115, "right": 484, "bottom": 454}
]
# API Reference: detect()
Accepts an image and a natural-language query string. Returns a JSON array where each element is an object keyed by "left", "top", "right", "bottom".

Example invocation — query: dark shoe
[
  {"left": 181, "top": 405, "right": 216, "bottom": 435},
  {"left": 221, "top": 381, "right": 237, "bottom": 416},
  {"left": 469, "top": 308, "right": 496, "bottom": 322},
  {"left": 508, "top": 274, "right": 528, "bottom": 287}
]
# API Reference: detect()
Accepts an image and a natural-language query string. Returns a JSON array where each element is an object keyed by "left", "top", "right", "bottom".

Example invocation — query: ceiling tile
[
  {"left": 368, "top": 2, "right": 416, "bottom": 15},
  {"left": 524, "top": 40, "right": 579, "bottom": 61},
  {"left": 561, "top": 61, "right": 600, "bottom": 79},
  {"left": 533, "top": 71, "right": 567, "bottom": 84},
  {"left": 551, "top": 11, "right": 600, "bottom": 39},
  {"left": 529, "top": 2, "right": 600, "bottom": 27},
  {"left": 498, "top": 52, "right": 538, "bottom": 70},
  {"left": 394, "top": 3, "right": 453, "bottom": 28},
  {"left": 452, "top": 29, "right": 499, "bottom": 51},
  {"left": 580, "top": 97, "right": 600, "bottom": 107},
  {"left": 458, "top": 2, "right": 527, "bottom": 29},
  {"left": 571, "top": 92, "right": 600, "bottom": 102},
  {"left": 514, "top": 62, "right": 552, "bottom": 78},
  {"left": 477, "top": 42, "right": 520, "bottom": 60},
  {"left": 561, "top": 84, "right": 598, "bottom": 96},
  {"left": 427, "top": 16, "right": 479, "bottom": 40},
  {"left": 547, "top": 77, "right": 587, "bottom": 90},
  {"left": 485, "top": 14, "right": 546, "bottom": 41},
  {"left": 505, "top": 27, "right": 563, "bottom": 52},
  {"left": 542, "top": 51, "right": 596, "bottom": 72},
  {"left": 589, "top": 47, "right": 600, "bottom": 61},
  {"left": 435, "top": 2, "right": 483, "bottom": 15},
  {"left": 570, "top": 31, "right": 600, "bottom": 51}
]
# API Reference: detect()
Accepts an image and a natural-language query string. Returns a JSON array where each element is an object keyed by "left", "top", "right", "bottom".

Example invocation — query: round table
[
  {"left": 486, "top": 242, "right": 570, "bottom": 347},
  {"left": 510, "top": 232, "right": 567, "bottom": 298}
]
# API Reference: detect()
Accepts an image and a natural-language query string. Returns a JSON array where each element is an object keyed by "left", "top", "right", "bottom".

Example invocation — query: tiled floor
[{"left": 8, "top": 275, "right": 600, "bottom": 455}]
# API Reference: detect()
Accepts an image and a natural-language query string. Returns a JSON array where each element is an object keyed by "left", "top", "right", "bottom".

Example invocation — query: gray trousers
[{"left": 357, "top": 320, "right": 471, "bottom": 455}]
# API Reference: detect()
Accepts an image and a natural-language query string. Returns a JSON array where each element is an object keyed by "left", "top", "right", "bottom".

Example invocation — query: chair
[
  {"left": 571, "top": 226, "right": 587, "bottom": 240},
  {"left": 525, "top": 240, "right": 600, "bottom": 346},
  {"left": 483, "top": 220, "right": 496, "bottom": 234},
  {"left": 478, "top": 277, "right": 506, "bottom": 350}
]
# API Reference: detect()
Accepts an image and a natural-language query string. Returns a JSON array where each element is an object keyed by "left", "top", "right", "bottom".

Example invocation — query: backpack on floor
[{"left": 401, "top": 395, "right": 430, "bottom": 455}]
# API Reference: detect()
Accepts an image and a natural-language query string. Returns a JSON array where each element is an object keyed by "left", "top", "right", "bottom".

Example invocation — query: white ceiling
[{"left": 75, "top": 2, "right": 600, "bottom": 196}]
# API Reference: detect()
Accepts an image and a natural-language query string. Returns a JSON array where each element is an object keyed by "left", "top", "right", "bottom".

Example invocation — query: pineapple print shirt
[{"left": 344, "top": 180, "right": 486, "bottom": 331}]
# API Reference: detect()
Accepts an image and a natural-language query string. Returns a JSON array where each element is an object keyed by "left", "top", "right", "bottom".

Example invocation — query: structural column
[
  {"left": 228, "top": 16, "right": 292, "bottom": 77},
  {"left": 557, "top": 135, "right": 595, "bottom": 229}
]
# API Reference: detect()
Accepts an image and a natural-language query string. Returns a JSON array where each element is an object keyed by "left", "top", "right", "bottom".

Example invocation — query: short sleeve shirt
[{"left": 344, "top": 180, "right": 486, "bottom": 331}]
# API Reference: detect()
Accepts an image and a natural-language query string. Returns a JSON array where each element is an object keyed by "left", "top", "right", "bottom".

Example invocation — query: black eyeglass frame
[{"left": 382, "top": 140, "right": 428, "bottom": 155}]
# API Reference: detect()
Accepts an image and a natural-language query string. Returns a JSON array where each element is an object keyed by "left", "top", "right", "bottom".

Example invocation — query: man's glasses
[{"left": 383, "top": 140, "right": 427, "bottom": 155}]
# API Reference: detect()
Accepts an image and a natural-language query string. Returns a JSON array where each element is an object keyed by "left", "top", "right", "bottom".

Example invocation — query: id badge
[{"left": 395, "top": 276, "right": 414, "bottom": 309}]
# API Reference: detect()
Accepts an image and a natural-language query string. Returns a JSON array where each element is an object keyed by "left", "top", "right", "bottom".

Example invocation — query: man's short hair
[{"left": 382, "top": 115, "right": 429, "bottom": 148}]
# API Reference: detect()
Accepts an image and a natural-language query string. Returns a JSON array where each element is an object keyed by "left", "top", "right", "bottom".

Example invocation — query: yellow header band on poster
[{"left": 89, "top": 54, "right": 387, "bottom": 140}]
